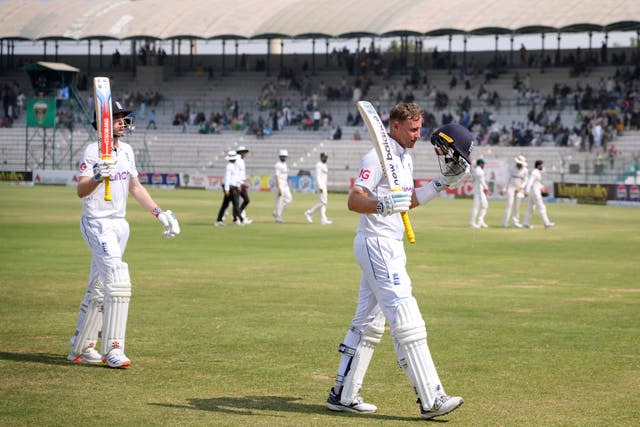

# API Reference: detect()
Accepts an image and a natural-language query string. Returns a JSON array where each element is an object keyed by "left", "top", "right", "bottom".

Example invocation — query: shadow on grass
[
  {"left": 152, "top": 396, "right": 424, "bottom": 422},
  {"left": 0, "top": 351, "right": 71, "bottom": 365},
  {"left": 0, "top": 351, "right": 112, "bottom": 369}
]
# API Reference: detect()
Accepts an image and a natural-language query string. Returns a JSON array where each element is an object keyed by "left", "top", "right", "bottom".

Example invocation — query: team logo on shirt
[
  {"left": 359, "top": 169, "right": 371, "bottom": 180},
  {"left": 79, "top": 162, "right": 87, "bottom": 171}
]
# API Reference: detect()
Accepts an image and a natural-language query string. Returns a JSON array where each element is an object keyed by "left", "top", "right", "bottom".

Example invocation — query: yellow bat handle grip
[
  {"left": 104, "top": 178, "right": 112, "bottom": 201},
  {"left": 401, "top": 211, "right": 416, "bottom": 244},
  {"left": 392, "top": 189, "right": 416, "bottom": 244}
]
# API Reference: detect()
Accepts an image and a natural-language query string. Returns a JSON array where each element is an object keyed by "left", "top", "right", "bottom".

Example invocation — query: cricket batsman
[
  {"left": 67, "top": 100, "right": 180, "bottom": 368},
  {"left": 326, "top": 105, "right": 471, "bottom": 419}
]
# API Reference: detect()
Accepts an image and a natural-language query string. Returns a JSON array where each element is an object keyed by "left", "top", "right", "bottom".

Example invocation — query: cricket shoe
[
  {"left": 470, "top": 223, "right": 480, "bottom": 229},
  {"left": 479, "top": 222, "right": 489, "bottom": 228},
  {"left": 103, "top": 348, "right": 131, "bottom": 368},
  {"left": 419, "top": 395, "right": 464, "bottom": 419},
  {"left": 67, "top": 347, "right": 103, "bottom": 364},
  {"left": 304, "top": 211, "right": 313, "bottom": 223},
  {"left": 243, "top": 218, "right": 253, "bottom": 225},
  {"left": 215, "top": 221, "right": 226, "bottom": 227},
  {"left": 326, "top": 388, "right": 377, "bottom": 414},
  {"left": 320, "top": 219, "right": 333, "bottom": 225},
  {"left": 545, "top": 222, "right": 556, "bottom": 228},
  {"left": 234, "top": 219, "right": 245, "bottom": 226}
]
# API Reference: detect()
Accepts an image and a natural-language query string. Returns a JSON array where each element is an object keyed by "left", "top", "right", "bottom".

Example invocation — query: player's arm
[
  {"left": 481, "top": 175, "right": 490, "bottom": 194},
  {"left": 275, "top": 168, "right": 283, "bottom": 195},
  {"left": 348, "top": 185, "right": 411, "bottom": 216},
  {"left": 347, "top": 185, "right": 378, "bottom": 214},
  {"left": 524, "top": 173, "right": 534, "bottom": 195},
  {"left": 130, "top": 177, "right": 180, "bottom": 238},
  {"left": 77, "top": 158, "right": 117, "bottom": 198},
  {"left": 129, "top": 177, "right": 158, "bottom": 211},
  {"left": 77, "top": 176, "right": 102, "bottom": 198}
]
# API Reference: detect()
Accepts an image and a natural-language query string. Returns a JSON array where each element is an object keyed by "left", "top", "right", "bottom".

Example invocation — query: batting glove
[
  {"left": 377, "top": 191, "right": 411, "bottom": 216},
  {"left": 92, "top": 159, "right": 117, "bottom": 181},
  {"left": 155, "top": 208, "right": 181, "bottom": 238}
]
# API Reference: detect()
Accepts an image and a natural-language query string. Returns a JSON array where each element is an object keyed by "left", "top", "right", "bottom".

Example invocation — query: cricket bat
[
  {"left": 357, "top": 101, "right": 416, "bottom": 244},
  {"left": 93, "top": 77, "right": 113, "bottom": 201}
]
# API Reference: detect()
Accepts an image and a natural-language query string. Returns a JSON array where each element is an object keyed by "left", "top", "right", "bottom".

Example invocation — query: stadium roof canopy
[{"left": 0, "top": 0, "right": 638, "bottom": 42}]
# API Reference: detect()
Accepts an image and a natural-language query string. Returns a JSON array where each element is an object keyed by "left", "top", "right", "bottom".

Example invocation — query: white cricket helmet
[
  {"left": 278, "top": 149, "right": 288, "bottom": 157},
  {"left": 226, "top": 150, "right": 238, "bottom": 161}
]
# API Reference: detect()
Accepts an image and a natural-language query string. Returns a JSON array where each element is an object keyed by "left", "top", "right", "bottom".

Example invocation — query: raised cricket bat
[
  {"left": 357, "top": 101, "right": 416, "bottom": 244},
  {"left": 93, "top": 77, "right": 113, "bottom": 201}
]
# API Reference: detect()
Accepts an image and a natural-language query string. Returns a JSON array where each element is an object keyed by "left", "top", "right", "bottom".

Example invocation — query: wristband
[{"left": 151, "top": 207, "right": 162, "bottom": 217}]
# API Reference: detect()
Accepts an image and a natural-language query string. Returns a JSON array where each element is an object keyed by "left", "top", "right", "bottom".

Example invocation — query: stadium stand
[{"left": 2, "top": 57, "right": 639, "bottom": 190}]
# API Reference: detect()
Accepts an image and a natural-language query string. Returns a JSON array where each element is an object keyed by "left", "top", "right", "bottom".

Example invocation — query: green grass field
[{"left": 1, "top": 184, "right": 639, "bottom": 426}]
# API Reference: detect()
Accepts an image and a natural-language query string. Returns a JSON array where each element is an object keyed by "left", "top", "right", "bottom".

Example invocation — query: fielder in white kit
[
  {"left": 68, "top": 100, "right": 180, "bottom": 368},
  {"left": 326, "top": 103, "right": 471, "bottom": 420},
  {"left": 305, "top": 152, "right": 332, "bottom": 225},
  {"left": 523, "top": 160, "right": 555, "bottom": 228},
  {"left": 502, "top": 155, "right": 528, "bottom": 228},
  {"left": 273, "top": 149, "right": 292, "bottom": 223},
  {"left": 469, "top": 158, "right": 490, "bottom": 228}
]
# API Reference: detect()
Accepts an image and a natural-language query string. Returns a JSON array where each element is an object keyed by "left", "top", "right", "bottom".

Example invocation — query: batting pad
[
  {"left": 339, "top": 312, "right": 385, "bottom": 405},
  {"left": 71, "top": 277, "right": 104, "bottom": 355},
  {"left": 101, "top": 262, "right": 132, "bottom": 355},
  {"left": 393, "top": 298, "right": 443, "bottom": 410}
]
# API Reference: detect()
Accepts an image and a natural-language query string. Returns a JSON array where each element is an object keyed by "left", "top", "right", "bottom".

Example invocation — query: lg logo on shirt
[{"left": 359, "top": 169, "right": 371, "bottom": 180}]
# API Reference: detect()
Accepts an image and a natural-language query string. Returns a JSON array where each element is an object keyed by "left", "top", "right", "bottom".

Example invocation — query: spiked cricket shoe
[
  {"left": 326, "top": 388, "right": 377, "bottom": 413},
  {"left": 103, "top": 348, "right": 131, "bottom": 368},
  {"left": 67, "top": 347, "right": 103, "bottom": 364},
  {"left": 420, "top": 395, "right": 463, "bottom": 419}
]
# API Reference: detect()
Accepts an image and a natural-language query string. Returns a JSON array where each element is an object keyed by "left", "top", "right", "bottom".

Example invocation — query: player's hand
[
  {"left": 433, "top": 173, "right": 462, "bottom": 189},
  {"left": 436, "top": 162, "right": 470, "bottom": 189},
  {"left": 157, "top": 209, "right": 181, "bottom": 238},
  {"left": 92, "top": 159, "right": 117, "bottom": 181},
  {"left": 377, "top": 191, "right": 411, "bottom": 216}
]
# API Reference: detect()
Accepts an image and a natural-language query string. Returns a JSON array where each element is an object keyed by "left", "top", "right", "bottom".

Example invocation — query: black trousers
[
  {"left": 238, "top": 184, "right": 250, "bottom": 213},
  {"left": 216, "top": 186, "right": 242, "bottom": 222}
]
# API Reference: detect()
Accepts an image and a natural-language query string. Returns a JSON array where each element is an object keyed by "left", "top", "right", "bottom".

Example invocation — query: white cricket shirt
[
  {"left": 472, "top": 165, "right": 488, "bottom": 193},
  {"left": 78, "top": 141, "right": 138, "bottom": 219},
  {"left": 275, "top": 160, "right": 289, "bottom": 188},
  {"left": 235, "top": 156, "right": 246, "bottom": 186},
  {"left": 353, "top": 137, "right": 414, "bottom": 240},
  {"left": 315, "top": 161, "right": 328, "bottom": 190}
]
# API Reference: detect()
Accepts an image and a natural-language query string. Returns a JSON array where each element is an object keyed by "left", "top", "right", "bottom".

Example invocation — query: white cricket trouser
[
  {"left": 470, "top": 191, "right": 488, "bottom": 226},
  {"left": 351, "top": 235, "right": 413, "bottom": 351},
  {"left": 524, "top": 192, "right": 551, "bottom": 226},
  {"left": 335, "top": 234, "right": 445, "bottom": 404},
  {"left": 502, "top": 188, "right": 523, "bottom": 226},
  {"left": 73, "top": 217, "right": 129, "bottom": 342},
  {"left": 308, "top": 189, "right": 328, "bottom": 221},
  {"left": 274, "top": 186, "right": 292, "bottom": 218}
]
